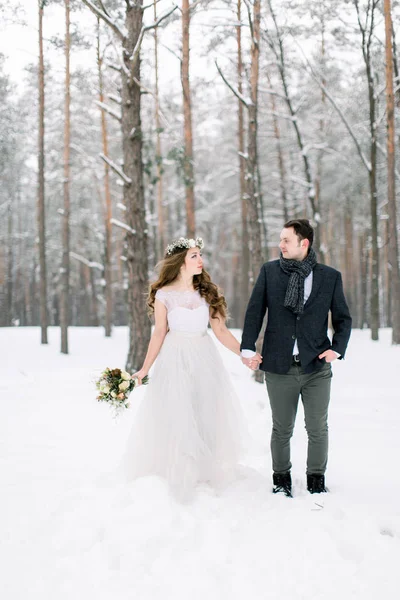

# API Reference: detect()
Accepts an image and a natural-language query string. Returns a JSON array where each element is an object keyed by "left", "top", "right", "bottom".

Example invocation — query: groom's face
[{"left": 279, "top": 227, "right": 308, "bottom": 261}]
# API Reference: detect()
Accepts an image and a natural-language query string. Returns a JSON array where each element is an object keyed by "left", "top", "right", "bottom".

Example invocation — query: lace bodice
[{"left": 155, "top": 289, "right": 209, "bottom": 333}]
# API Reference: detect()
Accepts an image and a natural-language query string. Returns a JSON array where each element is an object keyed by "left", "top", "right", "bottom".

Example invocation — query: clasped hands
[
  {"left": 241, "top": 353, "right": 263, "bottom": 371},
  {"left": 242, "top": 348, "right": 338, "bottom": 371}
]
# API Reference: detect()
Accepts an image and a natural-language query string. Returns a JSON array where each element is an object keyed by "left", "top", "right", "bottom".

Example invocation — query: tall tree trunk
[
  {"left": 344, "top": 202, "right": 355, "bottom": 318},
  {"left": 97, "top": 18, "right": 112, "bottom": 337},
  {"left": 181, "top": 0, "right": 195, "bottom": 237},
  {"left": 38, "top": 0, "right": 48, "bottom": 343},
  {"left": 266, "top": 70, "right": 288, "bottom": 223},
  {"left": 81, "top": 0, "right": 177, "bottom": 370},
  {"left": 247, "top": 0, "right": 264, "bottom": 384},
  {"left": 267, "top": 0, "right": 321, "bottom": 252},
  {"left": 154, "top": 0, "right": 166, "bottom": 259},
  {"left": 384, "top": 0, "right": 400, "bottom": 343},
  {"left": 6, "top": 199, "right": 13, "bottom": 326},
  {"left": 354, "top": 0, "right": 380, "bottom": 340},
  {"left": 391, "top": 22, "right": 400, "bottom": 107},
  {"left": 246, "top": 0, "right": 263, "bottom": 283},
  {"left": 367, "top": 69, "right": 379, "bottom": 341},
  {"left": 60, "top": 0, "right": 71, "bottom": 354},
  {"left": 314, "top": 10, "right": 326, "bottom": 263},
  {"left": 383, "top": 218, "right": 391, "bottom": 327},
  {"left": 123, "top": 5, "right": 151, "bottom": 372},
  {"left": 237, "top": 0, "right": 250, "bottom": 318},
  {"left": 359, "top": 230, "right": 368, "bottom": 329}
]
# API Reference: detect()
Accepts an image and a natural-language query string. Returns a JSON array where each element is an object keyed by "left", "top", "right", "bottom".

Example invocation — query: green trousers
[{"left": 265, "top": 361, "right": 332, "bottom": 475}]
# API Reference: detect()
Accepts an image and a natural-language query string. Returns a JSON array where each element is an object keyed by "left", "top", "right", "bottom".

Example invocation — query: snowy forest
[{"left": 1, "top": 0, "right": 400, "bottom": 369}]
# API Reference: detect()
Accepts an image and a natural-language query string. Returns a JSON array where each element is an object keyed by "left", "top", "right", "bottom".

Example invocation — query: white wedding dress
[{"left": 123, "top": 289, "right": 245, "bottom": 501}]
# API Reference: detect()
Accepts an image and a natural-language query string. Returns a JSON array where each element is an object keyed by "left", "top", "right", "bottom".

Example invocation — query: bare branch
[
  {"left": 143, "top": 0, "right": 163, "bottom": 10},
  {"left": 95, "top": 100, "right": 122, "bottom": 123},
  {"left": 159, "top": 40, "right": 182, "bottom": 63},
  {"left": 108, "top": 93, "right": 122, "bottom": 105},
  {"left": 132, "top": 77, "right": 170, "bottom": 126},
  {"left": 258, "top": 86, "right": 289, "bottom": 101},
  {"left": 215, "top": 60, "right": 252, "bottom": 107},
  {"left": 70, "top": 252, "right": 104, "bottom": 271},
  {"left": 110, "top": 218, "right": 136, "bottom": 235},
  {"left": 293, "top": 37, "right": 371, "bottom": 173},
  {"left": 99, "top": 154, "right": 132, "bottom": 184},
  {"left": 80, "top": 0, "right": 125, "bottom": 41},
  {"left": 97, "top": 0, "right": 110, "bottom": 17},
  {"left": 106, "top": 62, "right": 121, "bottom": 73},
  {"left": 243, "top": 0, "right": 254, "bottom": 40},
  {"left": 129, "top": 4, "right": 178, "bottom": 74}
]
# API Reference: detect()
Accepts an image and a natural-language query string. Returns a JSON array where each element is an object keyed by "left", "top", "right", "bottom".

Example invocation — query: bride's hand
[{"left": 131, "top": 369, "right": 147, "bottom": 385}]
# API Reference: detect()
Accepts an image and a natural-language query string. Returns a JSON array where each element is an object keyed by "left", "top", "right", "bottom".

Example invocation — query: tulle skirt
[{"left": 123, "top": 330, "right": 245, "bottom": 501}]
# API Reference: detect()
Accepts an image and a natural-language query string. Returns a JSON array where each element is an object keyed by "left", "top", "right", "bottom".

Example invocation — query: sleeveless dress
[{"left": 123, "top": 289, "right": 245, "bottom": 501}]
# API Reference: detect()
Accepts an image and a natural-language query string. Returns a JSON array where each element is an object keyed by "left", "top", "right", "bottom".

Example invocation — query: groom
[{"left": 241, "top": 219, "right": 352, "bottom": 497}]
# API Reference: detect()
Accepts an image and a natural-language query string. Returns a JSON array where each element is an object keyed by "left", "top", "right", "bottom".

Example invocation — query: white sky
[{"left": 0, "top": 1, "right": 209, "bottom": 94}]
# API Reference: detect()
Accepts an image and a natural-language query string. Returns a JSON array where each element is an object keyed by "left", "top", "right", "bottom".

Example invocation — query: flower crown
[{"left": 165, "top": 236, "right": 204, "bottom": 256}]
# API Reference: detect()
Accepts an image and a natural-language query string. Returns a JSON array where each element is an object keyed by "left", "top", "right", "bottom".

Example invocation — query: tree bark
[
  {"left": 60, "top": 0, "right": 71, "bottom": 354},
  {"left": 383, "top": 0, "right": 400, "bottom": 344},
  {"left": 354, "top": 0, "right": 380, "bottom": 340},
  {"left": 38, "top": 0, "right": 48, "bottom": 344},
  {"left": 123, "top": 5, "right": 151, "bottom": 372},
  {"left": 154, "top": 0, "right": 166, "bottom": 259},
  {"left": 247, "top": 0, "right": 265, "bottom": 384},
  {"left": 6, "top": 199, "right": 13, "bottom": 326},
  {"left": 267, "top": 0, "right": 321, "bottom": 253},
  {"left": 266, "top": 70, "right": 288, "bottom": 223},
  {"left": 181, "top": 0, "right": 195, "bottom": 237},
  {"left": 246, "top": 0, "right": 263, "bottom": 283},
  {"left": 80, "top": 0, "right": 177, "bottom": 370},
  {"left": 97, "top": 18, "right": 113, "bottom": 337},
  {"left": 237, "top": 0, "right": 250, "bottom": 318},
  {"left": 314, "top": 11, "right": 327, "bottom": 263}
]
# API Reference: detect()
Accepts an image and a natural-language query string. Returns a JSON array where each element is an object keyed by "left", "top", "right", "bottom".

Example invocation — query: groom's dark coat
[{"left": 241, "top": 260, "right": 352, "bottom": 374}]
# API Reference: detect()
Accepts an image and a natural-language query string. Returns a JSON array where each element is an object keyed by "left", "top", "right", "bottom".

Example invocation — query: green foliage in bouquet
[{"left": 96, "top": 367, "right": 149, "bottom": 415}]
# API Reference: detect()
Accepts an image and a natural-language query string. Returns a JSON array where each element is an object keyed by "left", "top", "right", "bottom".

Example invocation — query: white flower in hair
[{"left": 165, "top": 236, "right": 204, "bottom": 256}]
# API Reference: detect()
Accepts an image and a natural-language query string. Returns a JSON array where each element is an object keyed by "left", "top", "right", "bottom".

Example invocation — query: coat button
[{"left": 297, "top": 317, "right": 300, "bottom": 321}]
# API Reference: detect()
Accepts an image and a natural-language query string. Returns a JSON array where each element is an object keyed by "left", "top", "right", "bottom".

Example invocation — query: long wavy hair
[{"left": 147, "top": 245, "right": 227, "bottom": 320}]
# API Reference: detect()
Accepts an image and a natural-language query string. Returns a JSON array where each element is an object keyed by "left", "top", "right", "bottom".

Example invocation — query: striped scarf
[{"left": 280, "top": 248, "right": 317, "bottom": 314}]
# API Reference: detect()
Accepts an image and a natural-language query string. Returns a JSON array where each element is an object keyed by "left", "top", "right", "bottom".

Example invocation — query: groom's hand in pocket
[{"left": 318, "top": 349, "right": 338, "bottom": 363}]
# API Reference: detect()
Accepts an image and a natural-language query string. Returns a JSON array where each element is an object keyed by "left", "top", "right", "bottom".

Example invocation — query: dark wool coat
[{"left": 241, "top": 260, "right": 352, "bottom": 374}]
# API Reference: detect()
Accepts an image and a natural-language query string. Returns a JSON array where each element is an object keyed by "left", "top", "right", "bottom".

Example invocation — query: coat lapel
[{"left": 304, "top": 264, "right": 324, "bottom": 309}]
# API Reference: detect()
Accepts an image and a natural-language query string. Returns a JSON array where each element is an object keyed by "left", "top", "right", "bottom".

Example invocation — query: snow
[
  {"left": 109, "top": 218, "right": 136, "bottom": 235},
  {"left": 1, "top": 326, "right": 399, "bottom": 600}
]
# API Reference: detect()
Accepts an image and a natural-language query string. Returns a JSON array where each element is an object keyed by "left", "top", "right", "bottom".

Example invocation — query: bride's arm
[
  {"left": 132, "top": 300, "right": 168, "bottom": 382},
  {"left": 209, "top": 312, "right": 241, "bottom": 356}
]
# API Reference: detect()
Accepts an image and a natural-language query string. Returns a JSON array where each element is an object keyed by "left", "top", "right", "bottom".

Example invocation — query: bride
[{"left": 123, "top": 236, "right": 258, "bottom": 501}]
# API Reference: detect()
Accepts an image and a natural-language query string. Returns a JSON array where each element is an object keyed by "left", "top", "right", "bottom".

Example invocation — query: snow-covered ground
[{"left": 1, "top": 326, "right": 399, "bottom": 600}]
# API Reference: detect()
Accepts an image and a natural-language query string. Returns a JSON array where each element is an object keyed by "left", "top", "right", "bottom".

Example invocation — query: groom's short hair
[{"left": 284, "top": 219, "right": 314, "bottom": 247}]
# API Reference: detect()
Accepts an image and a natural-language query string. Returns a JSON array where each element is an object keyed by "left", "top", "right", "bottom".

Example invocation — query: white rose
[
  {"left": 111, "top": 391, "right": 117, "bottom": 398},
  {"left": 121, "top": 370, "right": 131, "bottom": 381},
  {"left": 188, "top": 239, "right": 196, "bottom": 247},
  {"left": 119, "top": 380, "right": 130, "bottom": 391},
  {"left": 101, "top": 385, "right": 110, "bottom": 394}
]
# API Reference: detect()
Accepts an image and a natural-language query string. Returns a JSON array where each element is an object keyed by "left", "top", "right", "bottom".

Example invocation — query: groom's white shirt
[{"left": 241, "top": 272, "right": 340, "bottom": 358}]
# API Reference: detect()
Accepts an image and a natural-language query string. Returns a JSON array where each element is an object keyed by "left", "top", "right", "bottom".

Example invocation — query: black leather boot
[
  {"left": 307, "top": 474, "right": 327, "bottom": 494},
  {"left": 273, "top": 472, "right": 292, "bottom": 497}
]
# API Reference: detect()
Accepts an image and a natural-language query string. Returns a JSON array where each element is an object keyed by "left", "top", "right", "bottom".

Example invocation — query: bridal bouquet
[{"left": 96, "top": 368, "right": 149, "bottom": 415}]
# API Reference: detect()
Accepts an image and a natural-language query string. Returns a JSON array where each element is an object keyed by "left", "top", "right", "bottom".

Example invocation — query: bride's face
[{"left": 182, "top": 247, "right": 203, "bottom": 277}]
